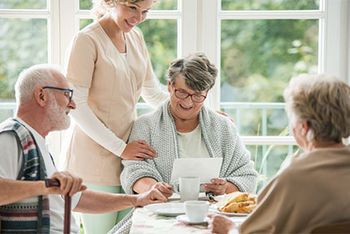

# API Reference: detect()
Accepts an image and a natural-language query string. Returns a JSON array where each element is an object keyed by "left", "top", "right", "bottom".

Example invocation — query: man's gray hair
[
  {"left": 284, "top": 73, "right": 350, "bottom": 143},
  {"left": 167, "top": 52, "right": 218, "bottom": 92},
  {"left": 15, "top": 64, "right": 61, "bottom": 104}
]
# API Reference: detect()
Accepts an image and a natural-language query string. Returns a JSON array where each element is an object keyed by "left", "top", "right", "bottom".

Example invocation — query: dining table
[
  {"left": 108, "top": 193, "right": 249, "bottom": 234},
  {"left": 128, "top": 204, "right": 247, "bottom": 234}
]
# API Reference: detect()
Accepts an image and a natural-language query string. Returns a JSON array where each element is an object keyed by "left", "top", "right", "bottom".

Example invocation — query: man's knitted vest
[{"left": 0, "top": 118, "right": 50, "bottom": 233}]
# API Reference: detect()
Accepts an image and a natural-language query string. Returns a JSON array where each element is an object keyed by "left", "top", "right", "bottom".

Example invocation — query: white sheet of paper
[{"left": 170, "top": 157, "right": 223, "bottom": 184}]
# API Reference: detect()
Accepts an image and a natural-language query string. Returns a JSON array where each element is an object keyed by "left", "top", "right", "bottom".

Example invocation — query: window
[
  {"left": 219, "top": 1, "right": 322, "bottom": 183},
  {"left": 192, "top": 0, "right": 349, "bottom": 184},
  {"left": 0, "top": 0, "right": 349, "bottom": 183},
  {"left": 0, "top": 1, "right": 48, "bottom": 101}
]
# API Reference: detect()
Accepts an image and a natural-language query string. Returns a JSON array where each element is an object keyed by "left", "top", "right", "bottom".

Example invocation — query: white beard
[{"left": 47, "top": 98, "right": 71, "bottom": 131}]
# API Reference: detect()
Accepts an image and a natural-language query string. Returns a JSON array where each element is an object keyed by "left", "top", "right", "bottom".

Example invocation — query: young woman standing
[{"left": 64, "top": 0, "right": 168, "bottom": 233}]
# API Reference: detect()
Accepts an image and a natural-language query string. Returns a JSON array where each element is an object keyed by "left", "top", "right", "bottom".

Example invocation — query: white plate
[
  {"left": 209, "top": 207, "right": 248, "bottom": 217},
  {"left": 176, "top": 214, "right": 208, "bottom": 225},
  {"left": 144, "top": 203, "right": 185, "bottom": 217}
]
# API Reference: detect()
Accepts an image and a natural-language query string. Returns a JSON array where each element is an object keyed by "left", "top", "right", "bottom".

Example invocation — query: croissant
[
  {"left": 231, "top": 193, "right": 249, "bottom": 202},
  {"left": 219, "top": 193, "right": 257, "bottom": 213}
]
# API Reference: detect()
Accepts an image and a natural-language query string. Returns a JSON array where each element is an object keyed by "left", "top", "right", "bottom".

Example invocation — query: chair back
[{"left": 311, "top": 221, "right": 350, "bottom": 234}]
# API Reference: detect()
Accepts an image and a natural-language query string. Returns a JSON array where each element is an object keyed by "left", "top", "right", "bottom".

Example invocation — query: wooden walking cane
[{"left": 45, "top": 178, "right": 71, "bottom": 234}]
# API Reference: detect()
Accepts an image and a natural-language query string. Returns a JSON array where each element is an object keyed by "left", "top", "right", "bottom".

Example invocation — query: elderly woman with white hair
[{"left": 209, "top": 74, "right": 350, "bottom": 234}]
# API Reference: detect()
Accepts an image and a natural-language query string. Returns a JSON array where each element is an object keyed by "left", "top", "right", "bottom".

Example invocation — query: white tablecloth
[{"left": 129, "top": 203, "right": 247, "bottom": 234}]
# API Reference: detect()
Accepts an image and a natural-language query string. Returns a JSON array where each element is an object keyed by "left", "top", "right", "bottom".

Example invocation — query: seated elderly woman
[
  {"left": 209, "top": 73, "right": 350, "bottom": 234},
  {"left": 121, "top": 53, "right": 257, "bottom": 198}
]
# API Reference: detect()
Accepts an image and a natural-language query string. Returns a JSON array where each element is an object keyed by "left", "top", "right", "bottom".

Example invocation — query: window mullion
[
  {"left": 59, "top": 0, "right": 79, "bottom": 65},
  {"left": 180, "top": 0, "right": 197, "bottom": 57},
  {"left": 199, "top": 0, "right": 220, "bottom": 110},
  {"left": 46, "top": 0, "right": 61, "bottom": 166},
  {"left": 48, "top": 0, "right": 59, "bottom": 64},
  {"left": 47, "top": 0, "right": 78, "bottom": 167},
  {"left": 323, "top": 0, "right": 350, "bottom": 81}
]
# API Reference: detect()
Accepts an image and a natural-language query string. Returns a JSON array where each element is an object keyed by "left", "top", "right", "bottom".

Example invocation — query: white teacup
[
  {"left": 184, "top": 200, "right": 209, "bottom": 222},
  {"left": 178, "top": 177, "right": 200, "bottom": 202}
]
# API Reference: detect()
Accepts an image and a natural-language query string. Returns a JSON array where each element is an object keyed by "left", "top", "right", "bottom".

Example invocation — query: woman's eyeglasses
[
  {"left": 174, "top": 88, "right": 207, "bottom": 103},
  {"left": 42, "top": 86, "right": 74, "bottom": 103}
]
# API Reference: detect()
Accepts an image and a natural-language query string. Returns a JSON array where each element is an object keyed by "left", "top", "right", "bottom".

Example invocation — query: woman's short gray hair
[
  {"left": 15, "top": 64, "right": 61, "bottom": 104},
  {"left": 92, "top": 0, "right": 148, "bottom": 19},
  {"left": 284, "top": 73, "right": 350, "bottom": 143},
  {"left": 167, "top": 52, "right": 218, "bottom": 92}
]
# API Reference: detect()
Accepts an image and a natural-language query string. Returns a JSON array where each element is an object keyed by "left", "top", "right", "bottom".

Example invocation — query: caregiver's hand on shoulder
[{"left": 121, "top": 140, "right": 156, "bottom": 160}]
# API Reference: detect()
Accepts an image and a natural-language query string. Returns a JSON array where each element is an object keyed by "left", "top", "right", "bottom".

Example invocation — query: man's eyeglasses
[
  {"left": 174, "top": 88, "right": 207, "bottom": 103},
  {"left": 42, "top": 86, "right": 74, "bottom": 103}
]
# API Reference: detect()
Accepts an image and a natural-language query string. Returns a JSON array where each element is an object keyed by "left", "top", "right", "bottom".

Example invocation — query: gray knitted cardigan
[{"left": 121, "top": 101, "right": 257, "bottom": 194}]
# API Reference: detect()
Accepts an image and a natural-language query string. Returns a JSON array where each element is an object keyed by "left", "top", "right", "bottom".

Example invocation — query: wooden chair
[{"left": 311, "top": 221, "right": 350, "bottom": 234}]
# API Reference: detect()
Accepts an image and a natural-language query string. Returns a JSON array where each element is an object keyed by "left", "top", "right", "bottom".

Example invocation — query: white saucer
[
  {"left": 176, "top": 214, "right": 208, "bottom": 225},
  {"left": 144, "top": 203, "right": 185, "bottom": 217}
]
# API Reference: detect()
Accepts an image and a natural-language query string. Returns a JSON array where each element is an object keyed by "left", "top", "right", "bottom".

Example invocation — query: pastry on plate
[{"left": 218, "top": 193, "right": 256, "bottom": 213}]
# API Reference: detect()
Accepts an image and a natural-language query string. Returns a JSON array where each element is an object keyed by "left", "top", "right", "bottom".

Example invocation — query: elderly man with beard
[{"left": 0, "top": 64, "right": 167, "bottom": 234}]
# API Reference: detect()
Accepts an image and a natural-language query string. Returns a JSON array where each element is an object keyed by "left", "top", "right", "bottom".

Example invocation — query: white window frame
[
  {"left": 196, "top": 0, "right": 349, "bottom": 102},
  {"left": 1, "top": 0, "right": 349, "bottom": 163},
  {"left": 49, "top": 0, "right": 350, "bottom": 112},
  {"left": 191, "top": 0, "right": 350, "bottom": 146}
]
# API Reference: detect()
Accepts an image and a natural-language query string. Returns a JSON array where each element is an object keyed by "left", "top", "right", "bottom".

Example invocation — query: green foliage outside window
[
  {"left": 221, "top": 19, "right": 318, "bottom": 104},
  {"left": 0, "top": 0, "right": 46, "bottom": 9},
  {"left": 139, "top": 0, "right": 178, "bottom": 83},
  {"left": 80, "top": 19, "right": 93, "bottom": 29},
  {"left": 0, "top": 18, "right": 47, "bottom": 100},
  {"left": 138, "top": 20, "right": 177, "bottom": 84},
  {"left": 222, "top": 0, "right": 319, "bottom": 10},
  {"left": 79, "top": 0, "right": 93, "bottom": 10}
]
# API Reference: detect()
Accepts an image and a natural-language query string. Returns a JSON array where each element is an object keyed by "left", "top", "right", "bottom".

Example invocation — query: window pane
[
  {"left": 79, "top": 0, "right": 92, "bottom": 10},
  {"left": 80, "top": 19, "right": 93, "bottom": 29},
  {"left": 221, "top": 20, "right": 318, "bottom": 103},
  {"left": 138, "top": 19, "right": 177, "bottom": 85},
  {"left": 152, "top": 0, "right": 177, "bottom": 10},
  {"left": 0, "top": 108, "right": 14, "bottom": 122},
  {"left": 79, "top": 0, "right": 178, "bottom": 10},
  {"left": 0, "top": 0, "right": 47, "bottom": 9},
  {"left": 220, "top": 105, "right": 288, "bottom": 136},
  {"left": 0, "top": 18, "right": 48, "bottom": 100},
  {"left": 222, "top": 0, "right": 319, "bottom": 10},
  {"left": 248, "top": 144, "right": 300, "bottom": 191}
]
